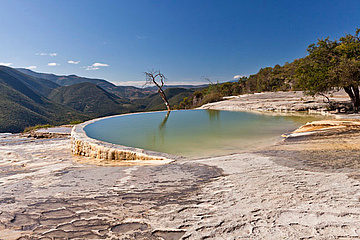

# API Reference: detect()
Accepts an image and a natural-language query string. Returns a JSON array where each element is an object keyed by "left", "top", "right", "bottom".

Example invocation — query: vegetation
[
  {"left": 1, "top": 66, "right": 59, "bottom": 97},
  {"left": 176, "top": 62, "right": 299, "bottom": 109},
  {"left": 16, "top": 68, "right": 156, "bottom": 99},
  {"left": 176, "top": 79, "right": 242, "bottom": 109},
  {"left": 246, "top": 61, "right": 299, "bottom": 93},
  {"left": 69, "top": 120, "right": 84, "bottom": 125},
  {"left": 23, "top": 124, "right": 53, "bottom": 133},
  {"left": 0, "top": 68, "right": 88, "bottom": 133},
  {"left": 135, "top": 87, "right": 196, "bottom": 111},
  {"left": 16, "top": 68, "right": 116, "bottom": 91},
  {"left": 178, "top": 30, "right": 360, "bottom": 110},
  {"left": 48, "top": 82, "right": 131, "bottom": 118},
  {"left": 296, "top": 29, "right": 360, "bottom": 111},
  {"left": 0, "top": 67, "right": 198, "bottom": 132},
  {"left": 2, "top": 29, "right": 360, "bottom": 132}
]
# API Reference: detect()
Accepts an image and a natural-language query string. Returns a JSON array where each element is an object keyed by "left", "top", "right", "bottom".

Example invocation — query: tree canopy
[
  {"left": 296, "top": 29, "right": 360, "bottom": 111},
  {"left": 176, "top": 29, "right": 360, "bottom": 111}
]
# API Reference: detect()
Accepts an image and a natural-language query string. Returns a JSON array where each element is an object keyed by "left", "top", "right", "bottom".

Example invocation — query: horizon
[
  {"left": 1, "top": 0, "right": 360, "bottom": 86},
  {"left": 12, "top": 66, "right": 212, "bottom": 87}
]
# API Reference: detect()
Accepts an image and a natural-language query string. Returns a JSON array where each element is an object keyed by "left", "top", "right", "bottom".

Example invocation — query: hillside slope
[
  {"left": 48, "top": 82, "right": 132, "bottom": 117},
  {"left": 16, "top": 68, "right": 156, "bottom": 99},
  {"left": 16, "top": 68, "right": 116, "bottom": 90},
  {"left": 0, "top": 69, "right": 87, "bottom": 132},
  {"left": 1, "top": 66, "right": 59, "bottom": 96},
  {"left": 134, "top": 88, "right": 196, "bottom": 111},
  {"left": 0, "top": 66, "right": 202, "bottom": 132}
]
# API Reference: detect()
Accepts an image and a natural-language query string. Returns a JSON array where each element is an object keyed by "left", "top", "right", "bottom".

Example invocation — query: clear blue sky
[{"left": 1, "top": 0, "right": 359, "bottom": 86}]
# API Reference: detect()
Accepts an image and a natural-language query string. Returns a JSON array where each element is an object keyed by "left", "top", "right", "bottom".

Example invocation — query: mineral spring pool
[{"left": 84, "top": 110, "right": 321, "bottom": 158}]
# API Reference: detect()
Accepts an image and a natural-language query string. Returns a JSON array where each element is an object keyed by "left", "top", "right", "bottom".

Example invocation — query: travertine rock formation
[{"left": 71, "top": 117, "right": 175, "bottom": 162}]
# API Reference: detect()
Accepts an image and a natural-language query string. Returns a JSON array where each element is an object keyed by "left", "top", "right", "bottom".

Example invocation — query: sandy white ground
[{"left": 0, "top": 91, "right": 359, "bottom": 239}]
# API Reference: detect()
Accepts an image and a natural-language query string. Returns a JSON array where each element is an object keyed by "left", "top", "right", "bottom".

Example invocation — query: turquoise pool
[{"left": 84, "top": 110, "right": 320, "bottom": 157}]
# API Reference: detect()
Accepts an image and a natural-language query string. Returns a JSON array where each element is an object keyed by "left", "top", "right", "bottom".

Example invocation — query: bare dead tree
[
  {"left": 202, "top": 76, "right": 214, "bottom": 85},
  {"left": 144, "top": 70, "right": 171, "bottom": 112},
  {"left": 202, "top": 76, "right": 219, "bottom": 92}
]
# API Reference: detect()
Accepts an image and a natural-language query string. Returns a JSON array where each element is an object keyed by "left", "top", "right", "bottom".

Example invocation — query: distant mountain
[
  {"left": 143, "top": 84, "right": 208, "bottom": 91},
  {"left": 134, "top": 87, "right": 196, "bottom": 111},
  {"left": 16, "top": 68, "right": 116, "bottom": 90},
  {"left": 16, "top": 68, "right": 156, "bottom": 99},
  {"left": 112, "top": 85, "right": 155, "bottom": 99},
  {"left": 0, "top": 66, "right": 202, "bottom": 132},
  {"left": 48, "top": 82, "right": 132, "bottom": 118},
  {"left": 1, "top": 66, "right": 59, "bottom": 96},
  {"left": 0, "top": 67, "right": 87, "bottom": 132}
]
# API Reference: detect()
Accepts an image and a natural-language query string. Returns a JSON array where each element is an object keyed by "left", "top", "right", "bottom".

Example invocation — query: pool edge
[{"left": 71, "top": 112, "right": 181, "bottom": 163}]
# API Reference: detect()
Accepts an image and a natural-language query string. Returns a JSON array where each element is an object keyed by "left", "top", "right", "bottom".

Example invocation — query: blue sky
[{"left": 1, "top": 0, "right": 359, "bottom": 86}]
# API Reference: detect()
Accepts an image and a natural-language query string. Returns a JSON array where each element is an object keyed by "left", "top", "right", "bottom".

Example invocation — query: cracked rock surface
[
  {"left": 0, "top": 123, "right": 360, "bottom": 239},
  {"left": 198, "top": 90, "right": 352, "bottom": 114}
]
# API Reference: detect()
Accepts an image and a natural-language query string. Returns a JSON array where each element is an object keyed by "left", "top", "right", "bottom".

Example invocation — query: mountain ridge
[
  {"left": 16, "top": 68, "right": 158, "bottom": 100},
  {"left": 48, "top": 82, "right": 132, "bottom": 117},
  {"left": 0, "top": 66, "right": 205, "bottom": 132},
  {"left": 2, "top": 66, "right": 59, "bottom": 96},
  {"left": 0, "top": 67, "right": 88, "bottom": 132},
  {"left": 16, "top": 68, "right": 116, "bottom": 89}
]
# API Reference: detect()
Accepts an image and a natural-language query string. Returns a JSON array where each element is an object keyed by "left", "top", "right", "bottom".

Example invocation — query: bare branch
[
  {"left": 144, "top": 70, "right": 171, "bottom": 112},
  {"left": 202, "top": 76, "right": 214, "bottom": 85}
]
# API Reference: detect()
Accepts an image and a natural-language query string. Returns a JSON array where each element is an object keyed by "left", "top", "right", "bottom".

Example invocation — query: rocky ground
[
  {"left": 1, "top": 91, "right": 360, "bottom": 239},
  {"left": 199, "top": 90, "right": 352, "bottom": 114}
]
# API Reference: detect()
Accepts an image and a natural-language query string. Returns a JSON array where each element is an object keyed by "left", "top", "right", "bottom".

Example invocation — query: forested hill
[
  {"left": 3, "top": 30, "right": 359, "bottom": 131},
  {"left": 0, "top": 62, "right": 301, "bottom": 132},
  {"left": 0, "top": 66, "right": 88, "bottom": 132},
  {"left": 176, "top": 60, "right": 301, "bottom": 109},
  {"left": 0, "top": 66, "right": 203, "bottom": 132},
  {"left": 16, "top": 68, "right": 156, "bottom": 100},
  {"left": 16, "top": 68, "right": 116, "bottom": 91},
  {"left": 1, "top": 66, "right": 60, "bottom": 96},
  {"left": 178, "top": 29, "right": 360, "bottom": 111},
  {"left": 48, "top": 82, "right": 132, "bottom": 118}
]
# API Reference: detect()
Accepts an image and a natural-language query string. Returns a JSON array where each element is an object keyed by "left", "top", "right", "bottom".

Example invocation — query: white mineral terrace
[
  {"left": 1, "top": 91, "right": 360, "bottom": 239},
  {"left": 71, "top": 114, "right": 176, "bottom": 163}
]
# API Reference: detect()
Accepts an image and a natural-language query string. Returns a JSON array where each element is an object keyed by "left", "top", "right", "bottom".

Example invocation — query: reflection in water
[
  {"left": 85, "top": 110, "right": 325, "bottom": 157},
  {"left": 146, "top": 111, "right": 171, "bottom": 148},
  {"left": 207, "top": 110, "right": 220, "bottom": 132},
  {"left": 206, "top": 110, "right": 220, "bottom": 123},
  {"left": 158, "top": 111, "right": 170, "bottom": 144},
  {"left": 159, "top": 111, "right": 171, "bottom": 130}
]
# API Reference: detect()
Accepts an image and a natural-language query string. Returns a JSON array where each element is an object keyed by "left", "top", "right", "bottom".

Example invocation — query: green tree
[{"left": 296, "top": 29, "right": 360, "bottom": 111}]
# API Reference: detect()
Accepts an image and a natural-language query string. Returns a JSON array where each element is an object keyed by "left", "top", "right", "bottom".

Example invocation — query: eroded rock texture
[{"left": 1, "top": 127, "right": 360, "bottom": 239}]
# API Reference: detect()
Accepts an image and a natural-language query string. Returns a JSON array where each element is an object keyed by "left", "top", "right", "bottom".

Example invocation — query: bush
[
  {"left": 69, "top": 120, "right": 83, "bottom": 125},
  {"left": 23, "top": 124, "right": 53, "bottom": 133}
]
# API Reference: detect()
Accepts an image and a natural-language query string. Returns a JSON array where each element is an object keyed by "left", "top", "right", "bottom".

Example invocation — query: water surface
[{"left": 84, "top": 110, "right": 321, "bottom": 157}]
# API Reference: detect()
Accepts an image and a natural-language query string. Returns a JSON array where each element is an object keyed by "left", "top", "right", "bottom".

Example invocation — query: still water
[{"left": 84, "top": 110, "right": 320, "bottom": 158}]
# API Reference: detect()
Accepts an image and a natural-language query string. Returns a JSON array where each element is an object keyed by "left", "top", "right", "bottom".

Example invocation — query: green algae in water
[{"left": 84, "top": 110, "right": 321, "bottom": 158}]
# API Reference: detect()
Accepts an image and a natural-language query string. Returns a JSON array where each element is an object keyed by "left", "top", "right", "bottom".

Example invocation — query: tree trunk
[
  {"left": 158, "top": 89, "right": 171, "bottom": 112},
  {"left": 343, "top": 85, "right": 360, "bottom": 112},
  {"left": 144, "top": 71, "right": 171, "bottom": 112}
]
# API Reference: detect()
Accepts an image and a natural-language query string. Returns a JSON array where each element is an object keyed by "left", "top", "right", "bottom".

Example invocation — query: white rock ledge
[{"left": 71, "top": 113, "right": 178, "bottom": 163}]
